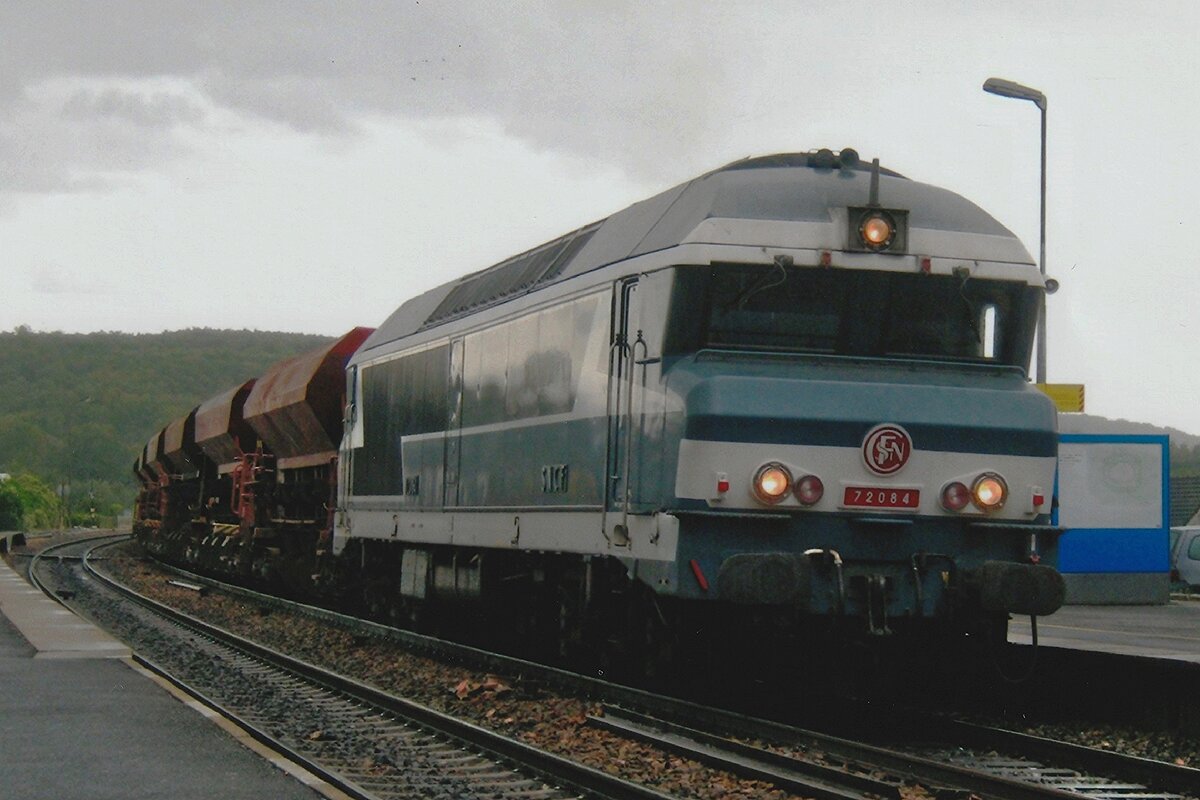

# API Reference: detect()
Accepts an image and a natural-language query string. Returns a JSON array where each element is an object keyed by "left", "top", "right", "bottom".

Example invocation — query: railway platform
[
  {"left": 1009, "top": 599, "right": 1200, "bottom": 664},
  {"left": 0, "top": 557, "right": 333, "bottom": 800}
]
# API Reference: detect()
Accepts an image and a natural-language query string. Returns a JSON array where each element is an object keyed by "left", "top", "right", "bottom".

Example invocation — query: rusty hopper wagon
[{"left": 135, "top": 327, "right": 372, "bottom": 589}]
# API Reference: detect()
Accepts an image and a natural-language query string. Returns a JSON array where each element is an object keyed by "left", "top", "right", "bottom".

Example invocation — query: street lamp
[{"left": 982, "top": 77, "right": 1048, "bottom": 384}]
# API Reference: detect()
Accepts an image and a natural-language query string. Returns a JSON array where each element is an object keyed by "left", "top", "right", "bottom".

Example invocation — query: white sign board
[{"left": 1057, "top": 441, "right": 1163, "bottom": 530}]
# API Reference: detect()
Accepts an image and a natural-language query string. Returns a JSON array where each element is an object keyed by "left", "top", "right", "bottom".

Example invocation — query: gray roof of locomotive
[{"left": 354, "top": 152, "right": 1027, "bottom": 362}]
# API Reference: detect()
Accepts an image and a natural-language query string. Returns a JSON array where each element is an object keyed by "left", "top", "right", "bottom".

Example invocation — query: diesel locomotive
[{"left": 135, "top": 149, "right": 1066, "bottom": 669}]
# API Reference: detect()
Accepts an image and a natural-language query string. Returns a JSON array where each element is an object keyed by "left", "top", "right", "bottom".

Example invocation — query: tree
[
  {"left": 0, "top": 328, "right": 334, "bottom": 502},
  {"left": 0, "top": 480, "right": 22, "bottom": 530},
  {"left": 0, "top": 473, "right": 62, "bottom": 530}
]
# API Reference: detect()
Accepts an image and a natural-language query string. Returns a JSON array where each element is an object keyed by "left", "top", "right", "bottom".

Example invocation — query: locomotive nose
[{"left": 666, "top": 360, "right": 1061, "bottom": 630}]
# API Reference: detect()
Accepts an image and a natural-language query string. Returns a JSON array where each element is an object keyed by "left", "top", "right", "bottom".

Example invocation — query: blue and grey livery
[{"left": 335, "top": 149, "right": 1065, "bottom": 641}]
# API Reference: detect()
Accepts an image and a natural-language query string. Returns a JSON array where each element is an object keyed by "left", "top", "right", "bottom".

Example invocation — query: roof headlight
[
  {"left": 848, "top": 206, "right": 908, "bottom": 253},
  {"left": 860, "top": 213, "right": 895, "bottom": 249}
]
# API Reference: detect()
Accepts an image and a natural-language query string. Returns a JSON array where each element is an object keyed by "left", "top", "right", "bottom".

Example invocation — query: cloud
[
  {"left": 0, "top": 78, "right": 206, "bottom": 196},
  {"left": 201, "top": 73, "right": 357, "bottom": 135},
  {"left": 3, "top": 2, "right": 1198, "bottom": 210},
  {"left": 29, "top": 259, "right": 117, "bottom": 296},
  {"left": 61, "top": 86, "right": 206, "bottom": 128},
  {"left": 0, "top": 3, "right": 738, "bottom": 200}
]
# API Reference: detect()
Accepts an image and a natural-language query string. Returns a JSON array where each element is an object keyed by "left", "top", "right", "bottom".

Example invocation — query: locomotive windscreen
[{"left": 667, "top": 264, "right": 1039, "bottom": 367}]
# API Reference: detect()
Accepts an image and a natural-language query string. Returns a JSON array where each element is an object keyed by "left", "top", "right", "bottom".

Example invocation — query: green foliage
[
  {"left": 0, "top": 473, "right": 63, "bottom": 531},
  {"left": 0, "top": 481, "right": 21, "bottom": 530},
  {"left": 0, "top": 328, "right": 334, "bottom": 522},
  {"left": 1172, "top": 442, "right": 1200, "bottom": 477}
]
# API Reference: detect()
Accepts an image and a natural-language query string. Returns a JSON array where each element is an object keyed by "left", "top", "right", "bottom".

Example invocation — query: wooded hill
[
  {"left": 0, "top": 327, "right": 333, "bottom": 524},
  {"left": 1060, "top": 413, "right": 1200, "bottom": 477}
]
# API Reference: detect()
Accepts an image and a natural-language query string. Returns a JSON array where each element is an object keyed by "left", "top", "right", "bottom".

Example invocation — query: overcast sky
[{"left": 2, "top": 2, "right": 1199, "bottom": 435}]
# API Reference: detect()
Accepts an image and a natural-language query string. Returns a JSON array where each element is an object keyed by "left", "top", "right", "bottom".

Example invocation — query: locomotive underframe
[
  {"left": 669, "top": 510, "right": 1065, "bottom": 624},
  {"left": 135, "top": 500, "right": 1060, "bottom": 677}
]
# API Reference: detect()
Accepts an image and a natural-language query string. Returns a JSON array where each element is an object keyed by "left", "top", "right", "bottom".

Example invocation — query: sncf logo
[{"left": 862, "top": 424, "right": 912, "bottom": 476}]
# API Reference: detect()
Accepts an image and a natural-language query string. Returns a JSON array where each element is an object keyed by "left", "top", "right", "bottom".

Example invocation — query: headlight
[
  {"left": 972, "top": 473, "right": 1008, "bottom": 511},
  {"left": 849, "top": 206, "right": 908, "bottom": 253},
  {"left": 795, "top": 474, "right": 824, "bottom": 506},
  {"left": 753, "top": 463, "right": 792, "bottom": 504},
  {"left": 860, "top": 213, "right": 895, "bottom": 249}
]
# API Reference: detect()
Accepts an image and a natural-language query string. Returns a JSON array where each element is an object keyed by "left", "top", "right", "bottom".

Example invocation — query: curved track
[
  {"left": 92, "top": 546, "right": 1200, "bottom": 800},
  {"left": 33, "top": 537, "right": 681, "bottom": 800}
]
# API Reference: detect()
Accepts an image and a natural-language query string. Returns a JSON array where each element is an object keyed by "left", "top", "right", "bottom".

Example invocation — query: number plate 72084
[{"left": 842, "top": 486, "right": 920, "bottom": 509}]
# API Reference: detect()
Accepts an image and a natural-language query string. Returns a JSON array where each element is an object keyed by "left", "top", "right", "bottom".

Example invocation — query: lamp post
[{"left": 982, "top": 77, "right": 1047, "bottom": 384}]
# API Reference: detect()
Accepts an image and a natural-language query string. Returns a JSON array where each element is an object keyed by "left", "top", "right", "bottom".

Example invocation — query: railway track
[
  {"left": 28, "top": 536, "right": 680, "bottom": 800},
  {"left": 875, "top": 712, "right": 1200, "bottom": 799},
  {"left": 47, "top": 538, "right": 1200, "bottom": 800},
  {"left": 591, "top": 705, "right": 1194, "bottom": 800}
]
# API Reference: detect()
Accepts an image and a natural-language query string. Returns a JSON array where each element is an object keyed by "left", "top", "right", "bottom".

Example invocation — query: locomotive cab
[{"left": 605, "top": 157, "right": 1067, "bottom": 640}]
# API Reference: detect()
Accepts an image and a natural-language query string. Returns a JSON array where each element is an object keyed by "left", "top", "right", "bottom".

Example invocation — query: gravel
[{"left": 95, "top": 542, "right": 803, "bottom": 800}]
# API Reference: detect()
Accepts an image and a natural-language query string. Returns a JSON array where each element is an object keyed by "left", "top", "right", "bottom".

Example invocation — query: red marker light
[
  {"left": 795, "top": 474, "right": 824, "bottom": 506},
  {"left": 1033, "top": 491, "right": 1046, "bottom": 508},
  {"left": 716, "top": 478, "right": 730, "bottom": 493},
  {"left": 941, "top": 481, "right": 970, "bottom": 512}
]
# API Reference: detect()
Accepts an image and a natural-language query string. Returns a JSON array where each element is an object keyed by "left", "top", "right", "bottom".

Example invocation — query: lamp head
[{"left": 983, "top": 77, "right": 1046, "bottom": 110}]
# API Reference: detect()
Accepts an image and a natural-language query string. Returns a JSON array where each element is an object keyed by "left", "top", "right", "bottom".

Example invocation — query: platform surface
[
  {"left": 0, "top": 557, "right": 327, "bottom": 800},
  {"left": 1009, "top": 599, "right": 1200, "bottom": 663},
  {"left": 0, "top": 556, "right": 130, "bottom": 658}
]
